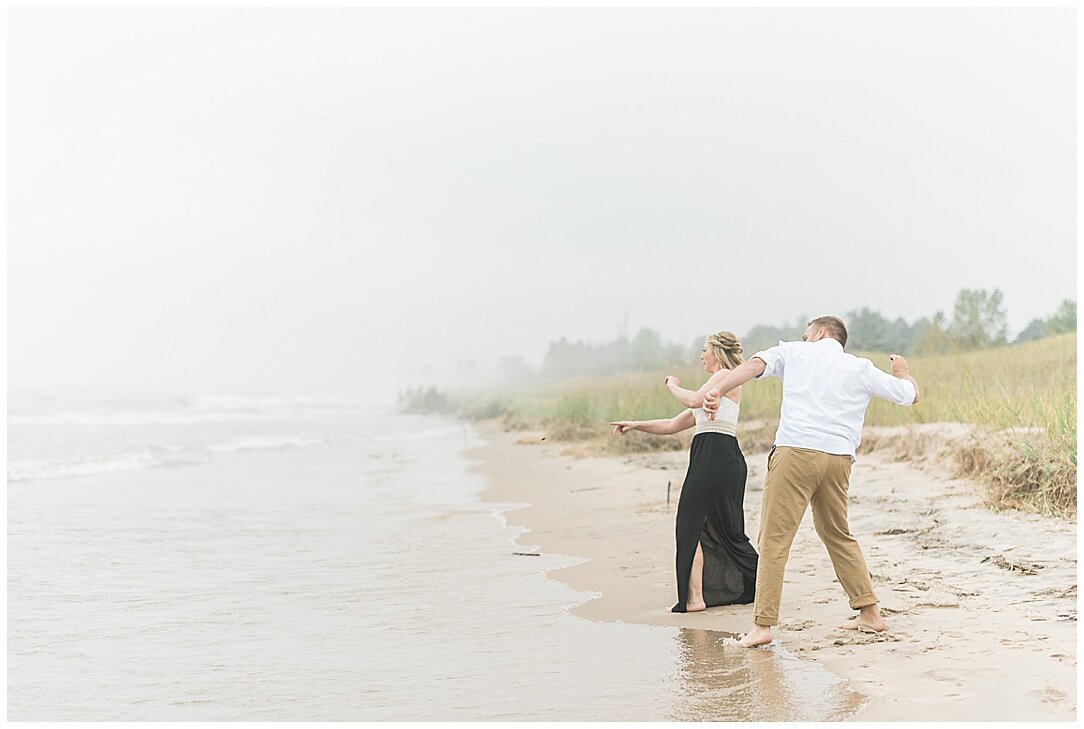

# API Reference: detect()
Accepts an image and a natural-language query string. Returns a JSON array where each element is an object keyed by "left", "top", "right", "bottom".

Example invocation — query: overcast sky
[{"left": 8, "top": 8, "right": 1076, "bottom": 399}]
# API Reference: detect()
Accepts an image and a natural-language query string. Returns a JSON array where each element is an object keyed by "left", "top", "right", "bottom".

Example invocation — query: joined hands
[{"left": 703, "top": 389, "right": 720, "bottom": 421}]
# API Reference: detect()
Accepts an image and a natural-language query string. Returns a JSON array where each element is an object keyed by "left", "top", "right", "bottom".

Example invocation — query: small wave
[
  {"left": 368, "top": 423, "right": 465, "bottom": 443},
  {"left": 7, "top": 447, "right": 210, "bottom": 482},
  {"left": 186, "top": 394, "right": 298, "bottom": 411},
  {"left": 185, "top": 394, "right": 354, "bottom": 413},
  {"left": 7, "top": 410, "right": 284, "bottom": 426},
  {"left": 9, "top": 392, "right": 385, "bottom": 427},
  {"left": 8, "top": 405, "right": 367, "bottom": 427},
  {"left": 8, "top": 436, "right": 326, "bottom": 483},
  {"left": 207, "top": 436, "right": 321, "bottom": 453}
]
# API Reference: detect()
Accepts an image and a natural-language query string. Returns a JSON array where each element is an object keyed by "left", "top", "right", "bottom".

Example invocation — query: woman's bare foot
[
  {"left": 737, "top": 624, "right": 773, "bottom": 648},
  {"left": 685, "top": 599, "right": 707, "bottom": 612},
  {"left": 839, "top": 604, "right": 887, "bottom": 632}
]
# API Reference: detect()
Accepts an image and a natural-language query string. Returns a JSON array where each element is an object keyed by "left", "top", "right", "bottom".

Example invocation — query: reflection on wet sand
[{"left": 670, "top": 628, "right": 868, "bottom": 722}]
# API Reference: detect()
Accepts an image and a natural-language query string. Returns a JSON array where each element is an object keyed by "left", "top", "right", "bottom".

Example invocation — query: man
[{"left": 700, "top": 316, "right": 920, "bottom": 648}]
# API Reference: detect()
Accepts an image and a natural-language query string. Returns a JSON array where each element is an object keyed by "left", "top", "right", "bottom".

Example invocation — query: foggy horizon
[{"left": 8, "top": 8, "right": 1076, "bottom": 401}]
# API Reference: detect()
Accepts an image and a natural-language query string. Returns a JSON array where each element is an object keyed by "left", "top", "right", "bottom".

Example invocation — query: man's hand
[
  {"left": 610, "top": 421, "right": 635, "bottom": 436},
  {"left": 889, "top": 354, "right": 920, "bottom": 404},
  {"left": 703, "top": 389, "right": 720, "bottom": 421},
  {"left": 664, "top": 375, "right": 681, "bottom": 388}
]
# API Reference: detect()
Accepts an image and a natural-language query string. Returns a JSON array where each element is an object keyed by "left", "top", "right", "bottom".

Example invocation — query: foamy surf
[{"left": 7, "top": 436, "right": 329, "bottom": 482}]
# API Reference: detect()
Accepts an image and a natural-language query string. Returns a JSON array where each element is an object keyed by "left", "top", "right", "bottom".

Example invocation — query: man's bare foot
[
  {"left": 737, "top": 625, "right": 773, "bottom": 648},
  {"left": 839, "top": 605, "right": 887, "bottom": 632},
  {"left": 686, "top": 599, "right": 707, "bottom": 612}
]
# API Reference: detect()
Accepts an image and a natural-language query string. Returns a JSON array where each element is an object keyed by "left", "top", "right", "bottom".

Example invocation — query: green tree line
[{"left": 536, "top": 289, "right": 1075, "bottom": 381}]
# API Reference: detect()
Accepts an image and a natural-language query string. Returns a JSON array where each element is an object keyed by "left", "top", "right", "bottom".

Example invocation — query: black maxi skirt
[{"left": 671, "top": 432, "right": 759, "bottom": 613}]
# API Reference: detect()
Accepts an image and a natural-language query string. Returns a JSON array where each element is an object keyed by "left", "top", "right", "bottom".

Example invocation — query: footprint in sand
[
  {"left": 920, "top": 669, "right": 968, "bottom": 690},
  {"left": 1029, "top": 686, "right": 1068, "bottom": 704},
  {"left": 998, "top": 630, "right": 1035, "bottom": 645},
  {"left": 833, "top": 632, "right": 901, "bottom": 647},
  {"left": 879, "top": 606, "right": 909, "bottom": 616},
  {"left": 778, "top": 620, "right": 816, "bottom": 632}
]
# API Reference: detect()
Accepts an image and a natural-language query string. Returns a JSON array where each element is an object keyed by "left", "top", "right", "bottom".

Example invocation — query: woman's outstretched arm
[{"left": 611, "top": 409, "right": 695, "bottom": 437}]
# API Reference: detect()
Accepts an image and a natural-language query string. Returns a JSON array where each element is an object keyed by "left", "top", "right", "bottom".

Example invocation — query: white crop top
[{"left": 693, "top": 396, "right": 739, "bottom": 436}]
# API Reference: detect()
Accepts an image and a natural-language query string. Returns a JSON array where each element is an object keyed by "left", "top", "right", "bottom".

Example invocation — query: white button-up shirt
[{"left": 753, "top": 338, "right": 917, "bottom": 459}]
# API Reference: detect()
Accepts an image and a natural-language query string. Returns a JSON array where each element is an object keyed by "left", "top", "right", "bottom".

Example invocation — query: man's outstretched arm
[
  {"left": 865, "top": 354, "right": 920, "bottom": 406},
  {"left": 703, "top": 358, "right": 768, "bottom": 420}
]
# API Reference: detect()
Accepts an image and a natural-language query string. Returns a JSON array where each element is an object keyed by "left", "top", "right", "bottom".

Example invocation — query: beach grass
[{"left": 464, "top": 333, "right": 1077, "bottom": 517}]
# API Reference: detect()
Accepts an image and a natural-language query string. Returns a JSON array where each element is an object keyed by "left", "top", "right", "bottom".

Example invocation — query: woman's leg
[
  {"left": 687, "top": 541, "right": 707, "bottom": 611},
  {"left": 697, "top": 443, "right": 758, "bottom": 607},
  {"left": 672, "top": 454, "right": 702, "bottom": 613}
]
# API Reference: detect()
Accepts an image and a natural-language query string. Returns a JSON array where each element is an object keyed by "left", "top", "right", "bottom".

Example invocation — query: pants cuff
[
  {"left": 848, "top": 593, "right": 878, "bottom": 610},
  {"left": 754, "top": 615, "right": 778, "bottom": 627}
]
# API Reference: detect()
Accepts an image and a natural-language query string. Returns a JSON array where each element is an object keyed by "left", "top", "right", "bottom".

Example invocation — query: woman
[{"left": 611, "top": 331, "right": 758, "bottom": 613}]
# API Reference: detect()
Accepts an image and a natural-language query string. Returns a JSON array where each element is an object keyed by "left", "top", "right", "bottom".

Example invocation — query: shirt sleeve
[
  {"left": 863, "top": 359, "right": 917, "bottom": 406},
  {"left": 752, "top": 341, "right": 790, "bottom": 380}
]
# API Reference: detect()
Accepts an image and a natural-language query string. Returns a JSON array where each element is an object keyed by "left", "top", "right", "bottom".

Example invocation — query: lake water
[{"left": 8, "top": 388, "right": 864, "bottom": 720}]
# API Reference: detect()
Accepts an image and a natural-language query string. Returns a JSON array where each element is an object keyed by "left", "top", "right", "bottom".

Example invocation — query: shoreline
[{"left": 470, "top": 420, "right": 1077, "bottom": 722}]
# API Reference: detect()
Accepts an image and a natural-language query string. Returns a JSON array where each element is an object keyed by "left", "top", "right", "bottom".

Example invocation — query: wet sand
[{"left": 472, "top": 422, "right": 1077, "bottom": 722}]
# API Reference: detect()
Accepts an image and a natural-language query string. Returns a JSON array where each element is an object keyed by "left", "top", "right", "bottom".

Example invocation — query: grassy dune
[{"left": 486, "top": 333, "right": 1077, "bottom": 517}]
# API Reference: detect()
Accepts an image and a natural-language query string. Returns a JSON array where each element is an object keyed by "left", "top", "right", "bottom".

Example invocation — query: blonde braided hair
[{"left": 706, "top": 330, "right": 745, "bottom": 371}]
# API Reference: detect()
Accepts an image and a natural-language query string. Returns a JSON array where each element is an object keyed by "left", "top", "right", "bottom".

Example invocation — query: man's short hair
[{"left": 808, "top": 316, "right": 848, "bottom": 348}]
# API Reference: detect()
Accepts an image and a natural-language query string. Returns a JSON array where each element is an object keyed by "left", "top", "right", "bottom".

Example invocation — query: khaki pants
[{"left": 753, "top": 446, "right": 878, "bottom": 627}]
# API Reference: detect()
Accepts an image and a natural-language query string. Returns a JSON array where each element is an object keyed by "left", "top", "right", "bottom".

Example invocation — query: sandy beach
[{"left": 472, "top": 421, "right": 1077, "bottom": 722}]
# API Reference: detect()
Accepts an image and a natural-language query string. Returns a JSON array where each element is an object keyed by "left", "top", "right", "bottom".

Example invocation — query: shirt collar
[{"left": 814, "top": 337, "right": 844, "bottom": 351}]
